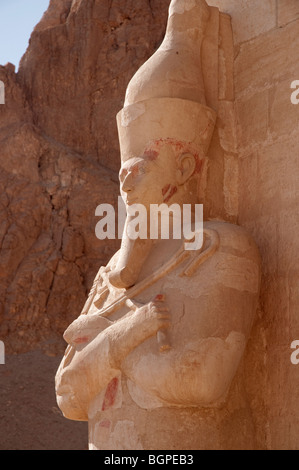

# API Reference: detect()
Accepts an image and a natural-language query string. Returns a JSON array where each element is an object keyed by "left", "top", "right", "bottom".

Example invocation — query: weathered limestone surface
[
  {"left": 18, "top": 0, "right": 170, "bottom": 173},
  {"left": 212, "top": 0, "right": 299, "bottom": 451},
  {"left": 277, "top": 0, "right": 299, "bottom": 26},
  {"left": 208, "top": 0, "right": 276, "bottom": 44}
]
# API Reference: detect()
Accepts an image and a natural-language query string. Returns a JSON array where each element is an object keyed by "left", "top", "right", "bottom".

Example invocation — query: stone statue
[{"left": 56, "top": 0, "right": 261, "bottom": 450}]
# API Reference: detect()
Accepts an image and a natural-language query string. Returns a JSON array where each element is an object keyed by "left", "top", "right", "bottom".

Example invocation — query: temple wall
[{"left": 209, "top": 0, "right": 299, "bottom": 450}]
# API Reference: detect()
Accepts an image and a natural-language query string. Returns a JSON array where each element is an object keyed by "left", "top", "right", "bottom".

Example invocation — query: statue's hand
[
  {"left": 130, "top": 294, "right": 171, "bottom": 338},
  {"left": 109, "top": 294, "right": 170, "bottom": 368},
  {"left": 63, "top": 314, "right": 112, "bottom": 346}
]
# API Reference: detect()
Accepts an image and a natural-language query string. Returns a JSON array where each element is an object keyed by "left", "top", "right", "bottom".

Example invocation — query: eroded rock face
[
  {"left": 18, "top": 0, "right": 170, "bottom": 172},
  {"left": 0, "top": 0, "right": 169, "bottom": 354}
]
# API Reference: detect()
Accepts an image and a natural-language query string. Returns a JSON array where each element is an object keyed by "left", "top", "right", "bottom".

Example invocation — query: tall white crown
[{"left": 117, "top": 0, "right": 216, "bottom": 162}]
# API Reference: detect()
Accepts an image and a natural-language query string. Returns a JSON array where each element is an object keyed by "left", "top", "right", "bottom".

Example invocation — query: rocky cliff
[{"left": 0, "top": 0, "right": 169, "bottom": 355}]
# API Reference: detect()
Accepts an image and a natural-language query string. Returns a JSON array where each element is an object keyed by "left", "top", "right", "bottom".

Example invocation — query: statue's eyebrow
[
  {"left": 119, "top": 168, "right": 128, "bottom": 181},
  {"left": 120, "top": 161, "right": 147, "bottom": 180}
]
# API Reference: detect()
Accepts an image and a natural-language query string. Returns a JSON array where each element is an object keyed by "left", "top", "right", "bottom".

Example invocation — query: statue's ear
[{"left": 176, "top": 153, "right": 196, "bottom": 185}]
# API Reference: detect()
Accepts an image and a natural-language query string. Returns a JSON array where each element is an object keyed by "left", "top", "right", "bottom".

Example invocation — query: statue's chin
[
  {"left": 109, "top": 228, "right": 154, "bottom": 289},
  {"left": 108, "top": 267, "right": 137, "bottom": 289}
]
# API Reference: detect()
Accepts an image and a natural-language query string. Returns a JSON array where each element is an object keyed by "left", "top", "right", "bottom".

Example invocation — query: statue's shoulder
[
  {"left": 183, "top": 220, "right": 263, "bottom": 296},
  {"left": 203, "top": 220, "right": 261, "bottom": 266}
]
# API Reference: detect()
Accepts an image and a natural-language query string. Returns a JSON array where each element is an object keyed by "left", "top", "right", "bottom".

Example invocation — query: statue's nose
[{"left": 121, "top": 173, "right": 133, "bottom": 193}]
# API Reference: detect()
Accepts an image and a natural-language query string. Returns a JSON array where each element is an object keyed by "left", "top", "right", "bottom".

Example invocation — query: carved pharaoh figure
[{"left": 56, "top": 0, "right": 261, "bottom": 450}]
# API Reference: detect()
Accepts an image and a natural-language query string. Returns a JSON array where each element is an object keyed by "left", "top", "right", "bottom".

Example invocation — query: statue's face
[{"left": 119, "top": 143, "right": 178, "bottom": 210}]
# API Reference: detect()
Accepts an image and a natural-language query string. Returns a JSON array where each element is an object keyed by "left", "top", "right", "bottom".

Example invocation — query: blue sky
[{"left": 0, "top": 0, "right": 50, "bottom": 69}]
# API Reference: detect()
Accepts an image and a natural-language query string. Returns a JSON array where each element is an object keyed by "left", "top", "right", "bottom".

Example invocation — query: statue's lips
[{"left": 125, "top": 195, "right": 138, "bottom": 205}]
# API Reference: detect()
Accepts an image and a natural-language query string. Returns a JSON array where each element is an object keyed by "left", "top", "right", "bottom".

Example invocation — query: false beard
[{"left": 108, "top": 215, "right": 153, "bottom": 289}]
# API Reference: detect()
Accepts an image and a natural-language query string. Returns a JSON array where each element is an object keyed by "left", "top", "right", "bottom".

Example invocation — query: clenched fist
[{"left": 130, "top": 294, "right": 171, "bottom": 339}]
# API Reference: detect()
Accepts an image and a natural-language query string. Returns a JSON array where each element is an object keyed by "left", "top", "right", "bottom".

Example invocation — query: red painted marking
[
  {"left": 162, "top": 184, "right": 171, "bottom": 196},
  {"left": 99, "top": 419, "right": 111, "bottom": 429},
  {"left": 172, "top": 140, "right": 184, "bottom": 151},
  {"left": 129, "top": 162, "right": 146, "bottom": 178},
  {"left": 119, "top": 168, "right": 128, "bottom": 181},
  {"left": 144, "top": 149, "right": 158, "bottom": 161},
  {"left": 131, "top": 164, "right": 139, "bottom": 177},
  {"left": 194, "top": 158, "right": 203, "bottom": 174},
  {"left": 155, "top": 294, "right": 164, "bottom": 301},
  {"left": 74, "top": 336, "right": 89, "bottom": 344},
  {"left": 164, "top": 185, "right": 178, "bottom": 203},
  {"left": 102, "top": 377, "right": 119, "bottom": 411},
  {"left": 150, "top": 138, "right": 204, "bottom": 176}
]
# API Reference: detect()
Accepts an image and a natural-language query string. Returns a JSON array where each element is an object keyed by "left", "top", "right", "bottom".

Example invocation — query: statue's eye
[
  {"left": 137, "top": 166, "right": 146, "bottom": 175},
  {"left": 128, "top": 164, "right": 145, "bottom": 178}
]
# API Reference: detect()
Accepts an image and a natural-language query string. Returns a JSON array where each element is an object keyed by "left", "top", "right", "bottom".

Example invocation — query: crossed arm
[{"left": 56, "top": 296, "right": 246, "bottom": 420}]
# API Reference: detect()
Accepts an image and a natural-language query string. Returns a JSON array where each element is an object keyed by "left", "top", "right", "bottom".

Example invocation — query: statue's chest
[{"left": 101, "top": 239, "right": 218, "bottom": 345}]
